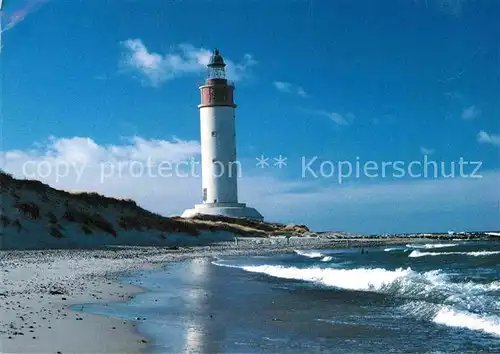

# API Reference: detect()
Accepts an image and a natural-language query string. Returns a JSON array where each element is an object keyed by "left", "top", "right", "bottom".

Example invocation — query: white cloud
[
  {"left": 273, "top": 81, "right": 309, "bottom": 98},
  {"left": 120, "top": 39, "right": 257, "bottom": 87},
  {"left": 273, "top": 81, "right": 292, "bottom": 92},
  {"left": 420, "top": 146, "right": 435, "bottom": 155},
  {"left": 413, "top": 0, "right": 469, "bottom": 18},
  {"left": 434, "top": 0, "right": 468, "bottom": 17},
  {"left": 273, "top": 81, "right": 309, "bottom": 97},
  {"left": 310, "top": 110, "right": 354, "bottom": 126},
  {"left": 296, "top": 87, "right": 308, "bottom": 98},
  {"left": 477, "top": 131, "right": 500, "bottom": 147},
  {"left": 461, "top": 105, "right": 481, "bottom": 120},
  {"left": 228, "top": 54, "right": 257, "bottom": 82}
]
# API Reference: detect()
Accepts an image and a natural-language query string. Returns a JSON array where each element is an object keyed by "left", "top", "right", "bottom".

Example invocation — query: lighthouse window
[
  {"left": 203, "top": 188, "right": 207, "bottom": 202},
  {"left": 211, "top": 131, "right": 217, "bottom": 137}
]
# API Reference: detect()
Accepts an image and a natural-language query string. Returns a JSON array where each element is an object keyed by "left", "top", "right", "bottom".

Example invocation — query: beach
[
  {"left": 1, "top": 237, "right": 498, "bottom": 353},
  {"left": 0, "top": 237, "right": 415, "bottom": 353},
  {"left": 0, "top": 249, "right": 149, "bottom": 353}
]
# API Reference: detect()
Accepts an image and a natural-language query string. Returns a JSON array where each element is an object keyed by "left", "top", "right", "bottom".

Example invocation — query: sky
[{"left": 1, "top": 0, "right": 499, "bottom": 234}]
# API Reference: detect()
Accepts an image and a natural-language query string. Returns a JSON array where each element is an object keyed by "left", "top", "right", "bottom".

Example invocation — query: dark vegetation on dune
[{"left": 0, "top": 171, "right": 314, "bottom": 242}]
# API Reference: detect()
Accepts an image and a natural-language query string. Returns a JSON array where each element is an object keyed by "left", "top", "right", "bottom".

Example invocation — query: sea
[{"left": 80, "top": 241, "right": 500, "bottom": 353}]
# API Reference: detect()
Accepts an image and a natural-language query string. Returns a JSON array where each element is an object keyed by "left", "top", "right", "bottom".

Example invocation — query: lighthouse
[{"left": 181, "top": 49, "right": 264, "bottom": 221}]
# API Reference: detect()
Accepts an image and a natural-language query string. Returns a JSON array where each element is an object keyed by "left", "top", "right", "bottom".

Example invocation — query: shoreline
[{"left": 0, "top": 237, "right": 488, "bottom": 353}]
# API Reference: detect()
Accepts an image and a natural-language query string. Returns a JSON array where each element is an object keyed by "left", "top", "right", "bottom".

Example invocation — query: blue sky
[{"left": 1, "top": 0, "right": 499, "bottom": 234}]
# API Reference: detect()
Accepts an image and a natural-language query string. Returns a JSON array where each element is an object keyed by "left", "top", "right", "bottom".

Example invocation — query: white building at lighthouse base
[{"left": 181, "top": 202, "right": 263, "bottom": 221}]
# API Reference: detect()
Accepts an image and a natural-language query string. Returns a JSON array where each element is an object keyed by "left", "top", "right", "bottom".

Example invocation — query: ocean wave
[
  {"left": 235, "top": 264, "right": 500, "bottom": 298},
  {"left": 211, "top": 261, "right": 243, "bottom": 269},
  {"left": 406, "top": 243, "right": 458, "bottom": 249},
  {"left": 321, "top": 256, "right": 333, "bottom": 262},
  {"left": 216, "top": 261, "right": 500, "bottom": 336},
  {"left": 409, "top": 250, "right": 500, "bottom": 258},
  {"left": 241, "top": 264, "right": 413, "bottom": 291},
  {"left": 401, "top": 301, "right": 500, "bottom": 337},
  {"left": 434, "top": 307, "right": 500, "bottom": 337},
  {"left": 384, "top": 247, "right": 408, "bottom": 252},
  {"left": 294, "top": 250, "right": 324, "bottom": 258}
]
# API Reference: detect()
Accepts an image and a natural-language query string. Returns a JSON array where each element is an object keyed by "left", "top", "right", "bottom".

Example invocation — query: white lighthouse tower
[{"left": 182, "top": 49, "right": 263, "bottom": 221}]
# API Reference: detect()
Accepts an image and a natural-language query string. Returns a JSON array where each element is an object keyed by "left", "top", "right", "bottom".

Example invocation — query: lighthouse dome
[{"left": 208, "top": 49, "right": 226, "bottom": 67}]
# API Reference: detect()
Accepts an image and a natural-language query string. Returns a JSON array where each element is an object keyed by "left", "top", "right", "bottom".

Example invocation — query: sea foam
[
  {"left": 401, "top": 301, "right": 500, "bottom": 337},
  {"left": 384, "top": 247, "right": 406, "bottom": 252},
  {"left": 384, "top": 248, "right": 396, "bottom": 252},
  {"left": 231, "top": 264, "right": 500, "bottom": 299},
  {"left": 406, "top": 243, "right": 458, "bottom": 249},
  {"left": 294, "top": 250, "right": 324, "bottom": 258},
  {"left": 409, "top": 250, "right": 500, "bottom": 258},
  {"left": 433, "top": 307, "right": 500, "bottom": 337},
  {"left": 240, "top": 265, "right": 419, "bottom": 292}
]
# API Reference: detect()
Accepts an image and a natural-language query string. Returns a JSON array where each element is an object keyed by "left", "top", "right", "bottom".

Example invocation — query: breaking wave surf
[
  {"left": 214, "top": 261, "right": 500, "bottom": 337},
  {"left": 294, "top": 250, "right": 324, "bottom": 258},
  {"left": 385, "top": 247, "right": 399, "bottom": 252},
  {"left": 234, "top": 264, "right": 499, "bottom": 295},
  {"left": 239, "top": 265, "right": 415, "bottom": 291},
  {"left": 406, "top": 243, "right": 458, "bottom": 249},
  {"left": 401, "top": 301, "right": 500, "bottom": 337},
  {"left": 384, "top": 247, "right": 407, "bottom": 252},
  {"left": 409, "top": 250, "right": 500, "bottom": 258},
  {"left": 214, "top": 242, "right": 500, "bottom": 340},
  {"left": 433, "top": 307, "right": 500, "bottom": 337}
]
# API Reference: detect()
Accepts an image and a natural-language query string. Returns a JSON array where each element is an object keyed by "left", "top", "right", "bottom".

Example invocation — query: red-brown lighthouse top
[{"left": 199, "top": 49, "right": 236, "bottom": 108}]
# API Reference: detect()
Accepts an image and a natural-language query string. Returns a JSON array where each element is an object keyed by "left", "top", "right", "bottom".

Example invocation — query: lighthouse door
[{"left": 203, "top": 188, "right": 207, "bottom": 202}]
